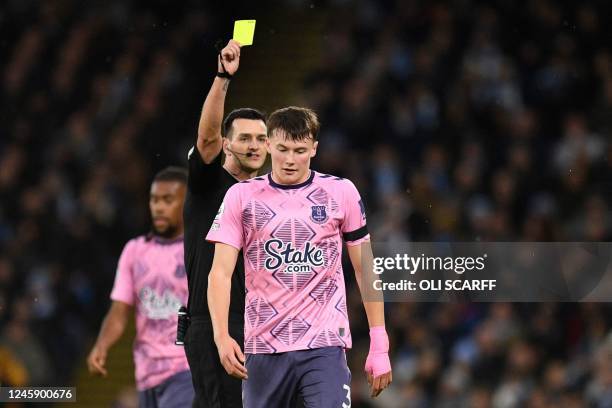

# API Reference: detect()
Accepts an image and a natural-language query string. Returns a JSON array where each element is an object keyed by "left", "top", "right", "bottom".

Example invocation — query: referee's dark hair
[
  {"left": 153, "top": 166, "right": 188, "bottom": 184},
  {"left": 222, "top": 108, "right": 266, "bottom": 138}
]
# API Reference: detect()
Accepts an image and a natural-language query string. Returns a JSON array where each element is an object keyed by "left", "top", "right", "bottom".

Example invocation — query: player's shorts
[
  {"left": 243, "top": 346, "right": 352, "bottom": 408},
  {"left": 138, "top": 370, "right": 194, "bottom": 408},
  {"left": 184, "top": 317, "right": 244, "bottom": 408}
]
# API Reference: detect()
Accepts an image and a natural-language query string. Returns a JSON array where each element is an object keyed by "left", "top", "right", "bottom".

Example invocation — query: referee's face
[
  {"left": 149, "top": 181, "right": 186, "bottom": 238},
  {"left": 226, "top": 118, "right": 268, "bottom": 171}
]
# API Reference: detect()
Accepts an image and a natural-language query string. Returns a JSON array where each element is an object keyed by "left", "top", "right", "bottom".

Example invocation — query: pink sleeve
[
  {"left": 341, "top": 179, "right": 370, "bottom": 246},
  {"left": 206, "top": 184, "right": 243, "bottom": 251},
  {"left": 110, "top": 240, "right": 136, "bottom": 305}
]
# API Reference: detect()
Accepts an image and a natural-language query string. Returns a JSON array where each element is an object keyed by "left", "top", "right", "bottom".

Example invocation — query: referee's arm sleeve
[{"left": 186, "top": 145, "right": 223, "bottom": 194}]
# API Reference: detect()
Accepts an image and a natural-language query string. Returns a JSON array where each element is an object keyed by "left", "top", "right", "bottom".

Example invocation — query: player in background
[
  {"left": 207, "top": 107, "right": 392, "bottom": 407},
  {"left": 182, "top": 39, "right": 267, "bottom": 407},
  {"left": 87, "top": 166, "right": 194, "bottom": 408}
]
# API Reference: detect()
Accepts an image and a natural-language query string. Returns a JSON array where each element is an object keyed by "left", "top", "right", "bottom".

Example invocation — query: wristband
[
  {"left": 365, "top": 326, "right": 391, "bottom": 377},
  {"left": 216, "top": 71, "right": 232, "bottom": 79}
]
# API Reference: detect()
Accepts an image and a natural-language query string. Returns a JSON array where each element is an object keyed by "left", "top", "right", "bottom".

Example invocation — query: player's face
[
  {"left": 267, "top": 130, "right": 318, "bottom": 185},
  {"left": 224, "top": 118, "right": 267, "bottom": 172},
  {"left": 149, "top": 181, "right": 186, "bottom": 238}
]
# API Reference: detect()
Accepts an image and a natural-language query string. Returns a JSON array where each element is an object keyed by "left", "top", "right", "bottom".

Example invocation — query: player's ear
[
  {"left": 222, "top": 137, "right": 231, "bottom": 157},
  {"left": 265, "top": 138, "right": 271, "bottom": 154},
  {"left": 310, "top": 141, "right": 318, "bottom": 158}
]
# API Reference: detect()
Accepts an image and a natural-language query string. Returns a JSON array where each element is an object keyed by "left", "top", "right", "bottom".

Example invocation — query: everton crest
[{"left": 310, "top": 205, "right": 328, "bottom": 224}]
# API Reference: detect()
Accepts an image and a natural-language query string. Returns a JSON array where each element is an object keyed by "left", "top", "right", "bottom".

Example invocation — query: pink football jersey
[
  {"left": 206, "top": 171, "right": 369, "bottom": 354},
  {"left": 110, "top": 235, "right": 190, "bottom": 390}
]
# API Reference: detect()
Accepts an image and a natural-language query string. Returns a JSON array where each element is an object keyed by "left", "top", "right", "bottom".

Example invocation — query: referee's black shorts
[{"left": 184, "top": 316, "right": 244, "bottom": 408}]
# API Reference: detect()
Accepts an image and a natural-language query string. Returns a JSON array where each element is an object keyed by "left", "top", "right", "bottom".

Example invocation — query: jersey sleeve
[
  {"left": 110, "top": 240, "right": 137, "bottom": 305},
  {"left": 206, "top": 184, "right": 244, "bottom": 251},
  {"left": 186, "top": 145, "right": 224, "bottom": 194},
  {"left": 341, "top": 179, "right": 370, "bottom": 246}
]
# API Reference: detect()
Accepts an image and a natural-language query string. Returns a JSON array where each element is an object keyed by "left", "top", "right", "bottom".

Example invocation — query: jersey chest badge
[{"left": 310, "top": 205, "right": 328, "bottom": 224}]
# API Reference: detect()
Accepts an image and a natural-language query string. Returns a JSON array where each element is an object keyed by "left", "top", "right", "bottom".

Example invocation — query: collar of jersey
[
  {"left": 148, "top": 234, "right": 184, "bottom": 245},
  {"left": 268, "top": 170, "right": 315, "bottom": 190}
]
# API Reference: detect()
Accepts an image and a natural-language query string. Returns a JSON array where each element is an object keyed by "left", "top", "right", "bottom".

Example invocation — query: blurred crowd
[
  {"left": 305, "top": 0, "right": 612, "bottom": 406},
  {"left": 0, "top": 0, "right": 219, "bottom": 390},
  {"left": 304, "top": 0, "right": 612, "bottom": 244},
  {"left": 0, "top": 0, "right": 610, "bottom": 407}
]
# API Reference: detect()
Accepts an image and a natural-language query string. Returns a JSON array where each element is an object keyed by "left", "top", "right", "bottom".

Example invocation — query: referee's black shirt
[{"left": 184, "top": 147, "right": 245, "bottom": 323}]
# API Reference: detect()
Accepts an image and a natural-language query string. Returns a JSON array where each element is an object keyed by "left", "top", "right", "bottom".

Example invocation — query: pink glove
[{"left": 364, "top": 326, "right": 391, "bottom": 377}]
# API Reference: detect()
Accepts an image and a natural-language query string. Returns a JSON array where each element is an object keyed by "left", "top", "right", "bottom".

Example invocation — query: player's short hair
[
  {"left": 153, "top": 166, "right": 188, "bottom": 184},
  {"left": 267, "top": 106, "right": 320, "bottom": 141},
  {"left": 222, "top": 108, "right": 267, "bottom": 138}
]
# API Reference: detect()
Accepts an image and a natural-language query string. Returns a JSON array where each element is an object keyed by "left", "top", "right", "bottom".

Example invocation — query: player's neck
[
  {"left": 223, "top": 160, "right": 257, "bottom": 181},
  {"left": 152, "top": 228, "right": 183, "bottom": 242},
  {"left": 270, "top": 169, "right": 312, "bottom": 185}
]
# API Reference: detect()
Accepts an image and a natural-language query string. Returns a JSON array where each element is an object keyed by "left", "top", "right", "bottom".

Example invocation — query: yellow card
[{"left": 233, "top": 20, "right": 256, "bottom": 46}]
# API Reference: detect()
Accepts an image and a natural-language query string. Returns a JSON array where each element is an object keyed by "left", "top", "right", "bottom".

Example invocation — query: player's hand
[
  {"left": 87, "top": 345, "right": 108, "bottom": 377},
  {"left": 365, "top": 355, "right": 392, "bottom": 397},
  {"left": 218, "top": 40, "right": 241, "bottom": 76},
  {"left": 215, "top": 334, "right": 248, "bottom": 379},
  {"left": 365, "top": 326, "right": 392, "bottom": 397}
]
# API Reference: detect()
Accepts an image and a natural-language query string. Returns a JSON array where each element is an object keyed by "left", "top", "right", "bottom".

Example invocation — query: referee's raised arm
[
  {"left": 182, "top": 37, "right": 266, "bottom": 408},
  {"left": 196, "top": 40, "right": 241, "bottom": 164}
]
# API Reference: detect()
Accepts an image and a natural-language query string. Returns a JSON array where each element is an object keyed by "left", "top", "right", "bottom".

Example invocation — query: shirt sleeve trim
[
  {"left": 205, "top": 238, "right": 242, "bottom": 252},
  {"left": 110, "top": 293, "right": 134, "bottom": 306}
]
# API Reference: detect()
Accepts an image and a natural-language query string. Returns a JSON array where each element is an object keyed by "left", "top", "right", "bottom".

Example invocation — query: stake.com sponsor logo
[{"left": 264, "top": 239, "right": 324, "bottom": 273}]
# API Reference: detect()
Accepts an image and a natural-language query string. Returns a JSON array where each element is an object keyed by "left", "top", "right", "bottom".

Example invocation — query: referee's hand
[
  {"left": 215, "top": 335, "right": 248, "bottom": 379},
  {"left": 218, "top": 39, "right": 241, "bottom": 76}
]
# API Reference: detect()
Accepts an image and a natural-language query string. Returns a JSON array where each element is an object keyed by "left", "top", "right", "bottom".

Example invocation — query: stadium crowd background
[{"left": 0, "top": 0, "right": 611, "bottom": 407}]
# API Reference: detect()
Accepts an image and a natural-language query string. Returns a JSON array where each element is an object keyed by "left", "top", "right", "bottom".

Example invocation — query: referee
[{"left": 183, "top": 39, "right": 267, "bottom": 407}]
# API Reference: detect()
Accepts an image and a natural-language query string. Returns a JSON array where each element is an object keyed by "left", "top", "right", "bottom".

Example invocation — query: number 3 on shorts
[{"left": 342, "top": 384, "right": 351, "bottom": 408}]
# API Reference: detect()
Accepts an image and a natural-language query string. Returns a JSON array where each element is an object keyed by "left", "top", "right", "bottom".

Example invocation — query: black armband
[{"left": 343, "top": 225, "right": 369, "bottom": 242}]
